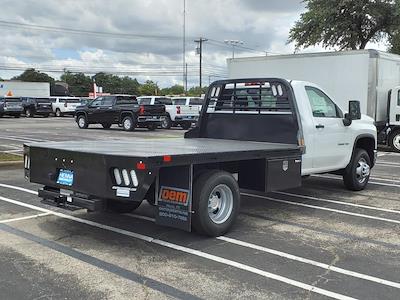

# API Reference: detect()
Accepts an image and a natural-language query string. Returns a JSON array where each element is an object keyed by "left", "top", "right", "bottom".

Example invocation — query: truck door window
[
  {"left": 101, "top": 97, "right": 114, "bottom": 107},
  {"left": 155, "top": 97, "right": 172, "bottom": 105},
  {"left": 116, "top": 96, "right": 137, "bottom": 105},
  {"left": 172, "top": 98, "right": 187, "bottom": 105},
  {"left": 90, "top": 97, "right": 103, "bottom": 107},
  {"left": 138, "top": 98, "right": 151, "bottom": 105},
  {"left": 398, "top": 90, "right": 400, "bottom": 106},
  {"left": 305, "top": 86, "right": 342, "bottom": 118}
]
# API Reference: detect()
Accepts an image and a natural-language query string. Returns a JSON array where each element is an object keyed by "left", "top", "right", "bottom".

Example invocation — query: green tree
[
  {"left": 139, "top": 80, "right": 159, "bottom": 95},
  {"left": 288, "top": 0, "right": 398, "bottom": 51},
  {"left": 120, "top": 76, "right": 140, "bottom": 95},
  {"left": 60, "top": 72, "right": 92, "bottom": 96},
  {"left": 187, "top": 86, "right": 208, "bottom": 96},
  {"left": 12, "top": 68, "right": 55, "bottom": 83},
  {"left": 160, "top": 84, "right": 185, "bottom": 96}
]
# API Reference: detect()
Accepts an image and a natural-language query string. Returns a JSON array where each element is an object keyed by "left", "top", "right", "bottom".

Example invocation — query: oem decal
[{"left": 159, "top": 186, "right": 189, "bottom": 206}]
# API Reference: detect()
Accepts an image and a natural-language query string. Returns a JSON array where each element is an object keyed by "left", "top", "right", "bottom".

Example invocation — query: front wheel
[
  {"left": 107, "top": 200, "right": 142, "bottom": 213},
  {"left": 192, "top": 170, "right": 240, "bottom": 236},
  {"left": 77, "top": 115, "right": 88, "bottom": 129},
  {"left": 343, "top": 148, "right": 371, "bottom": 191},
  {"left": 55, "top": 109, "right": 63, "bottom": 117},
  {"left": 389, "top": 130, "right": 400, "bottom": 153}
]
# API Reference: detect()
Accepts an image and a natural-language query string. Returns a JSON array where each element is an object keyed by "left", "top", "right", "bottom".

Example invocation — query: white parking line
[
  {"left": 0, "top": 183, "right": 38, "bottom": 195},
  {"left": 241, "top": 193, "right": 400, "bottom": 225},
  {"left": 126, "top": 213, "right": 400, "bottom": 289},
  {"left": 0, "top": 193, "right": 356, "bottom": 300},
  {"left": 276, "top": 191, "right": 400, "bottom": 215},
  {"left": 0, "top": 213, "right": 50, "bottom": 223},
  {"left": 312, "top": 174, "right": 400, "bottom": 188},
  {"left": 376, "top": 163, "right": 400, "bottom": 168}
]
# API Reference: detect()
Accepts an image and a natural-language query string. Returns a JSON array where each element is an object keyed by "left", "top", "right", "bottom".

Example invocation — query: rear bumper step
[{"left": 38, "top": 188, "right": 105, "bottom": 211}]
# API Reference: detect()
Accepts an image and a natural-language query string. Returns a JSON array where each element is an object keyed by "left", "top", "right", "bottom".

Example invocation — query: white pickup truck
[
  {"left": 137, "top": 96, "right": 199, "bottom": 129},
  {"left": 26, "top": 78, "right": 377, "bottom": 237},
  {"left": 50, "top": 97, "right": 81, "bottom": 117}
]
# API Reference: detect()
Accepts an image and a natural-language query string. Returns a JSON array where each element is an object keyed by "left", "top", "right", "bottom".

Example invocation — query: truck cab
[
  {"left": 292, "top": 81, "right": 376, "bottom": 180},
  {"left": 387, "top": 87, "right": 400, "bottom": 151}
]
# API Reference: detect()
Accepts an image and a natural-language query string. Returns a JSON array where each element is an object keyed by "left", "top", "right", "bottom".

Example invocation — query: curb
[{"left": 0, "top": 161, "right": 24, "bottom": 169}]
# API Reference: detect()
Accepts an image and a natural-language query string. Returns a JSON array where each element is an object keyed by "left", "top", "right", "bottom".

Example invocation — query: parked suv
[
  {"left": 0, "top": 97, "right": 23, "bottom": 118},
  {"left": 21, "top": 97, "right": 53, "bottom": 117},
  {"left": 138, "top": 96, "right": 198, "bottom": 129},
  {"left": 74, "top": 94, "right": 166, "bottom": 131},
  {"left": 51, "top": 97, "right": 81, "bottom": 117}
]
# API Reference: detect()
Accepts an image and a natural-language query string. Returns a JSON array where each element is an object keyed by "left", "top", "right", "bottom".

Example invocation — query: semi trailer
[
  {"left": 228, "top": 50, "right": 400, "bottom": 152},
  {"left": 24, "top": 78, "right": 376, "bottom": 236}
]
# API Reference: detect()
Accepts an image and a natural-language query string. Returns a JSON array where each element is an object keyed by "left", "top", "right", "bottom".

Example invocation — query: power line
[{"left": 0, "top": 19, "right": 192, "bottom": 41}]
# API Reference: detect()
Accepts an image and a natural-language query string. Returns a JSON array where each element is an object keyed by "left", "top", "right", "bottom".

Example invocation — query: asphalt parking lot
[{"left": 0, "top": 117, "right": 399, "bottom": 300}]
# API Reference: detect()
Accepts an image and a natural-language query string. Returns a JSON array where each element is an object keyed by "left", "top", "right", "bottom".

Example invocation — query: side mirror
[
  {"left": 343, "top": 100, "right": 361, "bottom": 126},
  {"left": 348, "top": 100, "right": 361, "bottom": 120}
]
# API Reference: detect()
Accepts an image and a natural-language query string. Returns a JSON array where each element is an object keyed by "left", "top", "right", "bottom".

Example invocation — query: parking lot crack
[{"left": 307, "top": 250, "right": 340, "bottom": 298}]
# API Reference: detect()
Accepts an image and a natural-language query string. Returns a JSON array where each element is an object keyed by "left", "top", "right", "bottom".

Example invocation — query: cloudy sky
[{"left": 0, "top": 0, "right": 388, "bottom": 88}]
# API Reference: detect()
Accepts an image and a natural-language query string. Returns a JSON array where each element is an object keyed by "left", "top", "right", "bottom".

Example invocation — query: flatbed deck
[{"left": 28, "top": 138, "right": 299, "bottom": 159}]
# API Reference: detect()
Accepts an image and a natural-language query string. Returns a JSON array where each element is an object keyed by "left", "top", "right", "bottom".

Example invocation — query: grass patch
[{"left": 0, "top": 152, "right": 23, "bottom": 162}]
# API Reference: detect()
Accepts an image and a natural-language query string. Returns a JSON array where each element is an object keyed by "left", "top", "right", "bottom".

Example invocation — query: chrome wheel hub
[
  {"left": 393, "top": 134, "right": 400, "bottom": 151},
  {"left": 355, "top": 158, "right": 370, "bottom": 184},
  {"left": 124, "top": 119, "right": 132, "bottom": 129},
  {"left": 78, "top": 117, "right": 85, "bottom": 127},
  {"left": 208, "top": 184, "right": 233, "bottom": 224}
]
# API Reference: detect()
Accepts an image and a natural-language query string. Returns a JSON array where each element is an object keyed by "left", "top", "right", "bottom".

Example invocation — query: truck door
[
  {"left": 99, "top": 96, "right": 117, "bottom": 123},
  {"left": 389, "top": 87, "right": 400, "bottom": 126},
  {"left": 86, "top": 97, "right": 104, "bottom": 122},
  {"left": 305, "top": 86, "right": 351, "bottom": 171}
]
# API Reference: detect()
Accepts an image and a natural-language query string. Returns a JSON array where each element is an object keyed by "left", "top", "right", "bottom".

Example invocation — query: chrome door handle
[{"left": 315, "top": 124, "right": 324, "bottom": 129}]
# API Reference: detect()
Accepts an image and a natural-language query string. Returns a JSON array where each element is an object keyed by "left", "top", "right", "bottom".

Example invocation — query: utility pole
[
  {"left": 182, "top": 0, "right": 186, "bottom": 93},
  {"left": 195, "top": 37, "right": 208, "bottom": 90}
]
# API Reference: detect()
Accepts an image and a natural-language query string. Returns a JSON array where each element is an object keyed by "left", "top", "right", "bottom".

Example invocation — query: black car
[
  {"left": 21, "top": 97, "right": 53, "bottom": 117},
  {"left": 0, "top": 97, "right": 23, "bottom": 118},
  {"left": 74, "top": 94, "right": 166, "bottom": 131}
]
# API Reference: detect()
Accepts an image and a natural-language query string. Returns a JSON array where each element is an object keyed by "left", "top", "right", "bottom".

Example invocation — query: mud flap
[{"left": 155, "top": 165, "right": 193, "bottom": 232}]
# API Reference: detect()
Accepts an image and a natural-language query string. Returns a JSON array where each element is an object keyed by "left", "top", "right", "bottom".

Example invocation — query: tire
[
  {"left": 107, "top": 200, "right": 142, "bottom": 213},
  {"left": 161, "top": 114, "right": 172, "bottom": 129},
  {"left": 389, "top": 130, "right": 400, "bottom": 153},
  {"left": 101, "top": 123, "right": 112, "bottom": 129},
  {"left": 343, "top": 148, "right": 371, "bottom": 191},
  {"left": 147, "top": 123, "right": 157, "bottom": 131},
  {"left": 55, "top": 109, "right": 63, "bottom": 117},
  {"left": 77, "top": 114, "right": 88, "bottom": 129},
  {"left": 122, "top": 115, "right": 136, "bottom": 131},
  {"left": 192, "top": 170, "right": 240, "bottom": 236},
  {"left": 181, "top": 122, "right": 191, "bottom": 130},
  {"left": 25, "top": 108, "right": 33, "bottom": 118}
]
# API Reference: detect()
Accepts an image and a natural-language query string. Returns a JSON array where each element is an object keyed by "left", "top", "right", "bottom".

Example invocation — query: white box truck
[
  {"left": 228, "top": 50, "right": 400, "bottom": 152},
  {"left": 0, "top": 81, "right": 50, "bottom": 98}
]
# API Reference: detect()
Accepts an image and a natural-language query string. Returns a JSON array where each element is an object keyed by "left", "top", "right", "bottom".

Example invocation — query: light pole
[
  {"left": 224, "top": 40, "right": 244, "bottom": 59},
  {"left": 182, "top": 0, "right": 186, "bottom": 93}
]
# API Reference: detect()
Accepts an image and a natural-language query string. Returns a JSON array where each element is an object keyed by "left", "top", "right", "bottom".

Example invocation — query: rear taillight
[
  {"left": 177, "top": 106, "right": 181, "bottom": 114},
  {"left": 112, "top": 168, "right": 139, "bottom": 187},
  {"left": 139, "top": 105, "right": 145, "bottom": 115}
]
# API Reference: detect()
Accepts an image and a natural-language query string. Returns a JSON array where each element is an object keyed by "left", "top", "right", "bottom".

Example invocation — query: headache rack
[{"left": 186, "top": 78, "right": 303, "bottom": 146}]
